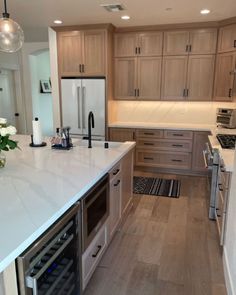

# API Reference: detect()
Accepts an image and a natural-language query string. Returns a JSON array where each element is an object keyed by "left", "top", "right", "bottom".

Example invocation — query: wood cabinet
[
  {"left": 109, "top": 128, "right": 135, "bottom": 142},
  {"left": 58, "top": 29, "right": 105, "bottom": 76},
  {"left": 218, "top": 24, "right": 236, "bottom": 53},
  {"left": 114, "top": 32, "right": 163, "bottom": 57},
  {"left": 161, "top": 56, "right": 188, "bottom": 100},
  {"left": 114, "top": 56, "right": 162, "bottom": 100},
  {"left": 164, "top": 29, "right": 217, "bottom": 55},
  {"left": 214, "top": 52, "right": 236, "bottom": 101},
  {"left": 187, "top": 55, "right": 215, "bottom": 101},
  {"left": 191, "top": 131, "right": 210, "bottom": 172}
]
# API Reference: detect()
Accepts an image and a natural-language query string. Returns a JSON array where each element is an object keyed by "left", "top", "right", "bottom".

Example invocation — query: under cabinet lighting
[
  {"left": 200, "top": 9, "right": 210, "bottom": 15},
  {"left": 54, "top": 20, "right": 63, "bottom": 24},
  {"left": 121, "top": 15, "right": 130, "bottom": 20}
]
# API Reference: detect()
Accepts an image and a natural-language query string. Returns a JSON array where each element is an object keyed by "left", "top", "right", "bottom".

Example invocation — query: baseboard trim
[{"left": 223, "top": 246, "right": 235, "bottom": 295}]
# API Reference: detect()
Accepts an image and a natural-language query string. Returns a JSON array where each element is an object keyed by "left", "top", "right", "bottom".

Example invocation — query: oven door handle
[{"left": 203, "top": 150, "right": 209, "bottom": 168}]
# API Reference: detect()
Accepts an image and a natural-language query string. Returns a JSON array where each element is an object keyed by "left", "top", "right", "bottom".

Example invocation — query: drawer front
[
  {"left": 136, "top": 138, "right": 192, "bottom": 152},
  {"left": 218, "top": 167, "right": 230, "bottom": 189},
  {"left": 109, "top": 162, "right": 121, "bottom": 181},
  {"left": 82, "top": 226, "right": 107, "bottom": 283},
  {"left": 164, "top": 130, "right": 193, "bottom": 140},
  {"left": 136, "top": 150, "right": 192, "bottom": 170},
  {"left": 136, "top": 129, "right": 163, "bottom": 138}
]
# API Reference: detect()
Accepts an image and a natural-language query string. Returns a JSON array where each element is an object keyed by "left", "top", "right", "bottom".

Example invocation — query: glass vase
[{"left": 0, "top": 152, "right": 6, "bottom": 168}]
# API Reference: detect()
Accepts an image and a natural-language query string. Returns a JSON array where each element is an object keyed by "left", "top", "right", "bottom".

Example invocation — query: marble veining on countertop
[{"left": 0, "top": 135, "right": 135, "bottom": 273}]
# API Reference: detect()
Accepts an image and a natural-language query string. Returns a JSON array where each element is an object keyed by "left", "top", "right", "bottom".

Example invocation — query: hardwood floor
[{"left": 84, "top": 171, "right": 227, "bottom": 295}]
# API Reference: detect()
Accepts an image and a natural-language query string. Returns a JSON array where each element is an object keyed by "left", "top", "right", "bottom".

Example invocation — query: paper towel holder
[{"left": 29, "top": 134, "right": 47, "bottom": 147}]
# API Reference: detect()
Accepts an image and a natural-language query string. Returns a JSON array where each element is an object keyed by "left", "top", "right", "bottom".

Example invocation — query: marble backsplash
[{"left": 108, "top": 101, "right": 236, "bottom": 125}]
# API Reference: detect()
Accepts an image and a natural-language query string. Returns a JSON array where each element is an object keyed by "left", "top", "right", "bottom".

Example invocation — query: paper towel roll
[{"left": 32, "top": 117, "right": 42, "bottom": 145}]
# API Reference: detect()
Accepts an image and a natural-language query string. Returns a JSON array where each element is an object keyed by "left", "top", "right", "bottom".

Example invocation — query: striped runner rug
[{"left": 133, "top": 176, "right": 180, "bottom": 198}]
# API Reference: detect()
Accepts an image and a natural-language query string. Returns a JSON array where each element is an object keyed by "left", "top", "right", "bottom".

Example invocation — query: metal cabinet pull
[
  {"left": 218, "top": 183, "right": 223, "bottom": 191},
  {"left": 114, "top": 180, "right": 121, "bottom": 187},
  {"left": 183, "top": 89, "right": 186, "bottom": 97},
  {"left": 135, "top": 47, "right": 138, "bottom": 54},
  {"left": 189, "top": 45, "right": 192, "bottom": 52},
  {"left": 144, "top": 157, "right": 154, "bottom": 160},
  {"left": 92, "top": 245, "right": 102, "bottom": 258},
  {"left": 138, "top": 47, "right": 141, "bottom": 54},
  {"left": 113, "top": 168, "right": 120, "bottom": 176},
  {"left": 229, "top": 88, "right": 232, "bottom": 97},
  {"left": 134, "top": 89, "right": 137, "bottom": 97},
  {"left": 137, "top": 89, "right": 140, "bottom": 97},
  {"left": 186, "top": 89, "right": 189, "bottom": 97},
  {"left": 172, "top": 144, "right": 183, "bottom": 147},
  {"left": 82, "top": 87, "right": 86, "bottom": 129},
  {"left": 171, "top": 159, "right": 182, "bottom": 162},
  {"left": 77, "top": 87, "right": 81, "bottom": 129},
  {"left": 82, "top": 64, "right": 85, "bottom": 73},
  {"left": 144, "top": 132, "right": 154, "bottom": 136},
  {"left": 172, "top": 133, "right": 184, "bottom": 137},
  {"left": 234, "top": 40, "right": 236, "bottom": 48},
  {"left": 143, "top": 142, "right": 154, "bottom": 146},
  {"left": 186, "top": 45, "right": 189, "bottom": 52},
  {"left": 79, "top": 64, "right": 82, "bottom": 73}
]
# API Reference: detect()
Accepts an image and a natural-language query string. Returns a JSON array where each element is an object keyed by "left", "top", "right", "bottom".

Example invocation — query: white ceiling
[{"left": 4, "top": 0, "right": 236, "bottom": 41}]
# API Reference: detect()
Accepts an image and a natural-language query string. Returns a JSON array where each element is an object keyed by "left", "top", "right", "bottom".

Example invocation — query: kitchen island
[{"left": 0, "top": 135, "right": 135, "bottom": 294}]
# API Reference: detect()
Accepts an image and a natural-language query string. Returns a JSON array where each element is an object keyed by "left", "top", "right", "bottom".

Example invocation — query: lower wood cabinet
[{"left": 109, "top": 127, "right": 209, "bottom": 174}]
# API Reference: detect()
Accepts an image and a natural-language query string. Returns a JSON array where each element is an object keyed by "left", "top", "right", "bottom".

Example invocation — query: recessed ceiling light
[
  {"left": 121, "top": 15, "right": 130, "bottom": 20},
  {"left": 54, "top": 20, "right": 63, "bottom": 24},
  {"left": 200, "top": 9, "right": 210, "bottom": 15}
]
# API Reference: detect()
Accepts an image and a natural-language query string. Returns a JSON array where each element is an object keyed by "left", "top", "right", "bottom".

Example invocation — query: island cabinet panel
[
  {"left": 192, "top": 131, "right": 210, "bottom": 172},
  {"left": 161, "top": 56, "right": 188, "bottom": 100},
  {"left": 109, "top": 128, "right": 135, "bottom": 142},
  {"left": 163, "top": 30, "right": 189, "bottom": 55},
  {"left": 214, "top": 52, "right": 236, "bottom": 101},
  {"left": 58, "top": 29, "right": 106, "bottom": 76},
  {"left": 218, "top": 24, "right": 236, "bottom": 53},
  {"left": 189, "top": 29, "right": 217, "bottom": 55},
  {"left": 114, "top": 57, "right": 137, "bottom": 99},
  {"left": 137, "top": 57, "right": 162, "bottom": 100},
  {"left": 186, "top": 55, "right": 215, "bottom": 101}
]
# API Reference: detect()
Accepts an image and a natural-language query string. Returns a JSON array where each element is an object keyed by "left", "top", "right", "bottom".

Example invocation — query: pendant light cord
[{"left": 2, "top": 0, "right": 9, "bottom": 18}]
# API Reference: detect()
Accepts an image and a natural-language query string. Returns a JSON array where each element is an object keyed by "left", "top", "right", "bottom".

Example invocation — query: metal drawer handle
[
  {"left": 144, "top": 157, "right": 154, "bottom": 160},
  {"left": 172, "top": 133, "right": 184, "bottom": 137},
  {"left": 203, "top": 150, "right": 208, "bottom": 168},
  {"left": 216, "top": 208, "right": 221, "bottom": 217},
  {"left": 113, "top": 168, "right": 120, "bottom": 176},
  {"left": 234, "top": 40, "right": 236, "bottom": 48},
  {"left": 92, "top": 245, "right": 102, "bottom": 258},
  {"left": 171, "top": 159, "right": 182, "bottom": 162},
  {"left": 172, "top": 144, "right": 183, "bottom": 147},
  {"left": 218, "top": 183, "right": 223, "bottom": 191},
  {"left": 143, "top": 132, "right": 154, "bottom": 135},
  {"left": 220, "top": 165, "right": 226, "bottom": 172},
  {"left": 114, "top": 180, "right": 121, "bottom": 187},
  {"left": 143, "top": 142, "right": 154, "bottom": 146}
]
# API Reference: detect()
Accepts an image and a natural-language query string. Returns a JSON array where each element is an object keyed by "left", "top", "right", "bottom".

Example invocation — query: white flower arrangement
[{"left": 0, "top": 118, "right": 18, "bottom": 152}]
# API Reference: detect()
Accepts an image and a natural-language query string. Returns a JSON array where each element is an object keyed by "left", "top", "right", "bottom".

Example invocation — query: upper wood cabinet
[
  {"left": 218, "top": 24, "right": 236, "bottom": 53},
  {"left": 58, "top": 29, "right": 106, "bottom": 76},
  {"left": 161, "top": 56, "right": 188, "bottom": 100},
  {"left": 163, "top": 29, "right": 217, "bottom": 55},
  {"left": 114, "top": 32, "right": 163, "bottom": 57},
  {"left": 214, "top": 52, "right": 236, "bottom": 101},
  {"left": 186, "top": 55, "right": 215, "bottom": 101},
  {"left": 164, "top": 31, "right": 189, "bottom": 55}
]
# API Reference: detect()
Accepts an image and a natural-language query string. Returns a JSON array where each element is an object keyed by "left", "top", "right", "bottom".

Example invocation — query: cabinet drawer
[
  {"left": 164, "top": 130, "right": 193, "bottom": 140},
  {"left": 136, "top": 129, "right": 163, "bottom": 138},
  {"left": 219, "top": 165, "right": 230, "bottom": 189},
  {"left": 82, "top": 226, "right": 107, "bottom": 288},
  {"left": 109, "top": 162, "right": 121, "bottom": 181},
  {"left": 136, "top": 138, "right": 192, "bottom": 152},
  {"left": 136, "top": 150, "right": 192, "bottom": 170}
]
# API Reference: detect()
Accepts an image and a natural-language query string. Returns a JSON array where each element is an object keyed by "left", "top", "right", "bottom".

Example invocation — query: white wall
[
  {"left": 29, "top": 51, "right": 53, "bottom": 135},
  {"left": 109, "top": 101, "right": 236, "bottom": 125}
]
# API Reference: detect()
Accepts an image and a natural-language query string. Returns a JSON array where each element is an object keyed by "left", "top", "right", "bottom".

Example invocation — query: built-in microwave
[
  {"left": 216, "top": 108, "right": 236, "bottom": 129},
  {"left": 81, "top": 174, "right": 109, "bottom": 252}
]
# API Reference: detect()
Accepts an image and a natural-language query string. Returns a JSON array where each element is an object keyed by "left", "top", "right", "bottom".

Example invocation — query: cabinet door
[
  {"left": 57, "top": 31, "right": 83, "bottom": 76},
  {"left": 137, "top": 57, "right": 162, "bottom": 100},
  {"left": 109, "top": 128, "right": 135, "bottom": 142},
  {"left": 189, "top": 29, "right": 217, "bottom": 54},
  {"left": 161, "top": 56, "right": 188, "bottom": 100},
  {"left": 138, "top": 32, "right": 163, "bottom": 56},
  {"left": 163, "top": 31, "right": 189, "bottom": 55},
  {"left": 114, "top": 57, "right": 137, "bottom": 99},
  {"left": 192, "top": 132, "right": 210, "bottom": 172},
  {"left": 114, "top": 33, "right": 138, "bottom": 57},
  {"left": 109, "top": 175, "right": 122, "bottom": 239},
  {"left": 214, "top": 52, "right": 235, "bottom": 101},
  {"left": 83, "top": 30, "right": 105, "bottom": 76},
  {"left": 218, "top": 24, "right": 236, "bottom": 53},
  {"left": 187, "top": 55, "right": 215, "bottom": 101}
]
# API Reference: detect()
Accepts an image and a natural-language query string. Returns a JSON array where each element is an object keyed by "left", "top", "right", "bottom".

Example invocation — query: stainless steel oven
[
  {"left": 17, "top": 203, "right": 81, "bottom": 295},
  {"left": 81, "top": 174, "right": 109, "bottom": 252}
]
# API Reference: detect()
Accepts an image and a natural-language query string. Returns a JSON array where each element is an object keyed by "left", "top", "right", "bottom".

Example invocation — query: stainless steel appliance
[
  {"left": 216, "top": 134, "right": 236, "bottom": 149},
  {"left": 61, "top": 78, "right": 105, "bottom": 140},
  {"left": 203, "top": 142, "right": 220, "bottom": 219},
  {"left": 82, "top": 174, "right": 109, "bottom": 252},
  {"left": 216, "top": 108, "right": 236, "bottom": 129},
  {"left": 17, "top": 203, "right": 81, "bottom": 295}
]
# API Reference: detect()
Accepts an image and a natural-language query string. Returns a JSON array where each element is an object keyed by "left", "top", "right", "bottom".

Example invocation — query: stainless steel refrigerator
[{"left": 61, "top": 78, "right": 105, "bottom": 140}]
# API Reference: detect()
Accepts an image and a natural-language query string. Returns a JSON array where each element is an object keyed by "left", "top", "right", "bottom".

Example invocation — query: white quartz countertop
[
  {"left": 0, "top": 135, "right": 135, "bottom": 273},
  {"left": 109, "top": 121, "right": 215, "bottom": 131}
]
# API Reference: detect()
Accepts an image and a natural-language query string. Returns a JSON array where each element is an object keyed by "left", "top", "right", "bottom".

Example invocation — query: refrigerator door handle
[
  {"left": 82, "top": 86, "right": 86, "bottom": 130},
  {"left": 77, "top": 86, "right": 81, "bottom": 129}
]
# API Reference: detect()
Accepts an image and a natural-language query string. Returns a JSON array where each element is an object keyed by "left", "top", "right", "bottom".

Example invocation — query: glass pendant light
[{"left": 0, "top": 0, "right": 24, "bottom": 52}]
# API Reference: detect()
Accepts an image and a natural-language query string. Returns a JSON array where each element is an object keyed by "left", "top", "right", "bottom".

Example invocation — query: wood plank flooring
[{"left": 84, "top": 172, "right": 227, "bottom": 295}]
